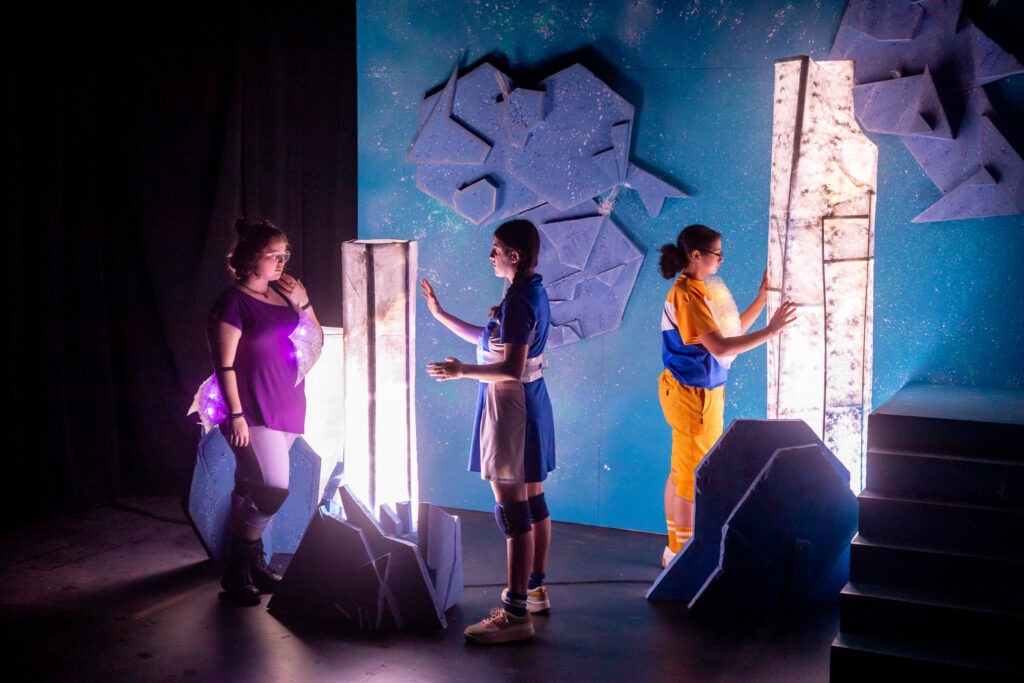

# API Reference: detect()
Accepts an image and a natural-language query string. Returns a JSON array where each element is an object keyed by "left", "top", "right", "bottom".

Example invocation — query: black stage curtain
[{"left": 4, "top": 3, "right": 356, "bottom": 530}]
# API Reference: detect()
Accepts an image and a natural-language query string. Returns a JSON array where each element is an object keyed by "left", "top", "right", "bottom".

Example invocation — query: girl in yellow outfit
[{"left": 658, "top": 224, "right": 796, "bottom": 567}]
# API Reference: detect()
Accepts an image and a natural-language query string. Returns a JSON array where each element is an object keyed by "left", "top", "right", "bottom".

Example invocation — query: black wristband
[
  {"left": 230, "top": 412, "right": 244, "bottom": 419},
  {"left": 300, "top": 300, "right": 312, "bottom": 310},
  {"left": 218, "top": 366, "right": 235, "bottom": 372}
]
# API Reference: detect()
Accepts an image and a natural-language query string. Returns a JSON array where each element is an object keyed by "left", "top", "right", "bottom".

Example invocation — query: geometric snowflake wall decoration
[
  {"left": 830, "top": 0, "right": 1024, "bottom": 222},
  {"left": 409, "top": 59, "right": 687, "bottom": 346}
]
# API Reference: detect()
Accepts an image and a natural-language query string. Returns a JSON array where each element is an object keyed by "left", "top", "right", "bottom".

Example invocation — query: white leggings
[{"left": 228, "top": 426, "right": 297, "bottom": 539}]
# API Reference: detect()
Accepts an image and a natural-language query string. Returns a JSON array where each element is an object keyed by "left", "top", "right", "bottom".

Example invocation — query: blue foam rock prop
[
  {"left": 647, "top": 419, "right": 856, "bottom": 606},
  {"left": 687, "top": 444, "right": 859, "bottom": 610},
  {"left": 268, "top": 481, "right": 463, "bottom": 631},
  {"left": 519, "top": 200, "right": 643, "bottom": 347},
  {"left": 410, "top": 60, "right": 686, "bottom": 226},
  {"left": 185, "top": 429, "right": 323, "bottom": 562},
  {"left": 265, "top": 437, "right": 323, "bottom": 558},
  {"left": 830, "top": 0, "right": 1024, "bottom": 221}
]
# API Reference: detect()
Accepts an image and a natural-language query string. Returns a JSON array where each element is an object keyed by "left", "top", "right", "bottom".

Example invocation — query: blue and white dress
[{"left": 469, "top": 274, "right": 556, "bottom": 483}]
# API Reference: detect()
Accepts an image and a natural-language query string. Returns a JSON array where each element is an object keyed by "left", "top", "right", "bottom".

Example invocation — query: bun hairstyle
[
  {"left": 227, "top": 218, "right": 287, "bottom": 280},
  {"left": 490, "top": 218, "right": 541, "bottom": 319},
  {"left": 658, "top": 224, "right": 721, "bottom": 279}
]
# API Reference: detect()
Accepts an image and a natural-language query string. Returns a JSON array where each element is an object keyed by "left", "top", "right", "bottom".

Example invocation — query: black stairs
[{"left": 830, "top": 383, "right": 1024, "bottom": 680}]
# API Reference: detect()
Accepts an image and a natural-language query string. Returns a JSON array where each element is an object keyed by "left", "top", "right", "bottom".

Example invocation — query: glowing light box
[
  {"left": 767, "top": 57, "right": 878, "bottom": 492},
  {"left": 302, "top": 326, "right": 344, "bottom": 500},
  {"left": 342, "top": 239, "right": 418, "bottom": 515}
]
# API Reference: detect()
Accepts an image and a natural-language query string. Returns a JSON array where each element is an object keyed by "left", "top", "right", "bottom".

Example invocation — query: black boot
[
  {"left": 220, "top": 537, "right": 261, "bottom": 606},
  {"left": 250, "top": 538, "right": 283, "bottom": 594}
]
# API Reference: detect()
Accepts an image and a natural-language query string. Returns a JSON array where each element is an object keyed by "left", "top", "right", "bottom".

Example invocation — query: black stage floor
[{"left": 1, "top": 497, "right": 838, "bottom": 681}]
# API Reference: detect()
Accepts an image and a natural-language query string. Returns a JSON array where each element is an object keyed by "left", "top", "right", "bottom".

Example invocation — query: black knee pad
[
  {"left": 238, "top": 483, "right": 289, "bottom": 515},
  {"left": 494, "top": 500, "right": 532, "bottom": 538},
  {"left": 527, "top": 493, "right": 549, "bottom": 524}
]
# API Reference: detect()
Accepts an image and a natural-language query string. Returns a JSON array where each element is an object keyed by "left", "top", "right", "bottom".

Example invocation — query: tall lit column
[
  {"left": 342, "top": 240, "right": 418, "bottom": 513},
  {"left": 767, "top": 57, "right": 877, "bottom": 491}
]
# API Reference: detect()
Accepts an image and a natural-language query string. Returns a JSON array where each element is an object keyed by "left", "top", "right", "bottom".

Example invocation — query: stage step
[
  {"left": 830, "top": 383, "right": 1024, "bottom": 680},
  {"left": 839, "top": 582, "right": 1023, "bottom": 654},
  {"left": 830, "top": 632, "right": 1023, "bottom": 680},
  {"left": 865, "top": 448, "right": 1024, "bottom": 507},
  {"left": 866, "top": 383, "right": 1024, "bottom": 459},
  {"left": 856, "top": 489, "right": 1024, "bottom": 559},
  {"left": 849, "top": 534, "right": 1024, "bottom": 609}
]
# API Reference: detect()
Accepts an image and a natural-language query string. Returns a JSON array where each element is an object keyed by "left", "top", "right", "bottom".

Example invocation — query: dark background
[{"left": 4, "top": 2, "right": 357, "bottom": 531}]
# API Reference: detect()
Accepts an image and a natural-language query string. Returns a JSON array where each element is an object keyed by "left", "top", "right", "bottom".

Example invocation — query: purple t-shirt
[{"left": 209, "top": 287, "right": 306, "bottom": 434}]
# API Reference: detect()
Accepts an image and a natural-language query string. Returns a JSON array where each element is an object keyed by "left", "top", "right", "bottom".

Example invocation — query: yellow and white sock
[{"left": 676, "top": 526, "right": 693, "bottom": 551}]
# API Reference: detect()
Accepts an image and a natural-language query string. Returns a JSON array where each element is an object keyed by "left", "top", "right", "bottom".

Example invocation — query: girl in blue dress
[{"left": 423, "top": 219, "right": 555, "bottom": 644}]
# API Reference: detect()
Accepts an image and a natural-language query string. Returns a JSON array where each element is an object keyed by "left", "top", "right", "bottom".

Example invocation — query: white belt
[{"left": 478, "top": 347, "right": 547, "bottom": 383}]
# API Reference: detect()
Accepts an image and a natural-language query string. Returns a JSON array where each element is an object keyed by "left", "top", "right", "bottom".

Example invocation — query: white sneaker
[
  {"left": 662, "top": 546, "right": 676, "bottom": 568},
  {"left": 464, "top": 607, "right": 534, "bottom": 644}
]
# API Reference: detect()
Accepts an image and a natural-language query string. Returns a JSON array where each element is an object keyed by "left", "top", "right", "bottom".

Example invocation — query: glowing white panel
[
  {"left": 767, "top": 57, "right": 877, "bottom": 492},
  {"left": 342, "top": 240, "right": 418, "bottom": 514},
  {"left": 301, "top": 326, "right": 344, "bottom": 501}
]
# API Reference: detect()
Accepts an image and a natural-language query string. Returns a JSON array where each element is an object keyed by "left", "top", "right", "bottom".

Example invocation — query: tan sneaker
[
  {"left": 501, "top": 586, "right": 551, "bottom": 613},
  {"left": 464, "top": 607, "right": 534, "bottom": 644}
]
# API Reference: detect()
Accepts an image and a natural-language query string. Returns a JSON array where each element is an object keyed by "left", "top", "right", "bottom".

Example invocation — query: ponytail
[{"left": 658, "top": 224, "right": 721, "bottom": 279}]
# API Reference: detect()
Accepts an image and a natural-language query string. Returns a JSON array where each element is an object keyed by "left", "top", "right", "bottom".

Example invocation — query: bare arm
[
  {"left": 276, "top": 274, "right": 322, "bottom": 331},
  {"left": 209, "top": 321, "right": 250, "bottom": 447},
  {"left": 426, "top": 342, "right": 529, "bottom": 383},
  {"left": 697, "top": 301, "right": 797, "bottom": 357},
  {"left": 739, "top": 269, "right": 770, "bottom": 334},
  {"left": 420, "top": 279, "right": 484, "bottom": 344}
]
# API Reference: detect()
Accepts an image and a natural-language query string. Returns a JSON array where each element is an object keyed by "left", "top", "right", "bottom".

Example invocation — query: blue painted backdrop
[{"left": 357, "top": 0, "right": 1024, "bottom": 531}]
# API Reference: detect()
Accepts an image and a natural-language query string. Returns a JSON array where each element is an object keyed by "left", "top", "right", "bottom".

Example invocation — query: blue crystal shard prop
[
  {"left": 267, "top": 481, "right": 463, "bottom": 631},
  {"left": 830, "top": 0, "right": 1024, "bottom": 222},
  {"left": 185, "top": 430, "right": 323, "bottom": 562},
  {"left": 647, "top": 420, "right": 858, "bottom": 608}
]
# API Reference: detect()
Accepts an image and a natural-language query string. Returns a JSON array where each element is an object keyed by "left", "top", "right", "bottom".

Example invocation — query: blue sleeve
[{"left": 499, "top": 294, "right": 535, "bottom": 345}]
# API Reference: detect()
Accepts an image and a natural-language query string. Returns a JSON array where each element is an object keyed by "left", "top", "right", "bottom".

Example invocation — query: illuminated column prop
[
  {"left": 301, "top": 326, "right": 344, "bottom": 500},
  {"left": 342, "top": 239, "right": 418, "bottom": 514},
  {"left": 767, "top": 56, "right": 877, "bottom": 492}
]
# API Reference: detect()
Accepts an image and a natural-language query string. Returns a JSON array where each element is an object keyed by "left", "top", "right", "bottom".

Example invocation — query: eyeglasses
[
  {"left": 701, "top": 249, "right": 724, "bottom": 261},
  {"left": 263, "top": 251, "right": 291, "bottom": 263}
]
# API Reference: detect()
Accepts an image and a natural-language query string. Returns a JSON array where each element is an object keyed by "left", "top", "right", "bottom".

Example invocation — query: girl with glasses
[
  {"left": 657, "top": 224, "right": 796, "bottom": 567},
  {"left": 207, "top": 218, "right": 321, "bottom": 605}
]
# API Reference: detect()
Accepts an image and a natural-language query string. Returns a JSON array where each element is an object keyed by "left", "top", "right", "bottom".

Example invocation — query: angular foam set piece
[
  {"left": 409, "top": 58, "right": 687, "bottom": 346},
  {"left": 267, "top": 481, "right": 462, "bottom": 631},
  {"left": 409, "top": 61, "right": 686, "bottom": 226},
  {"left": 185, "top": 429, "right": 323, "bottom": 562},
  {"left": 647, "top": 420, "right": 858, "bottom": 609},
  {"left": 830, "top": 0, "right": 1024, "bottom": 222},
  {"left": 518, "top": 200, "right": 643, "bottom": 348}
]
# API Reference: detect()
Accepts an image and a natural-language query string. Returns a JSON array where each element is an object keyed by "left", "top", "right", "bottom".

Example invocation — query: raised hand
[
  {"left": 426, "top": 356, "right": 463, "bottom": 381},
  {"left": 420, "top": 279, "right": 444, "bottom": 319},
  {"left": 768, "top": 301, "right": 798, "bottom": 334}
]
